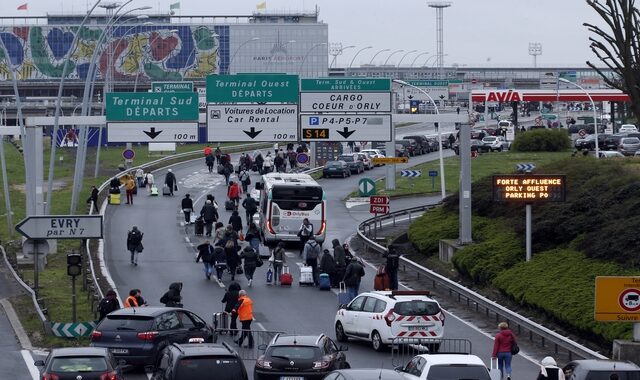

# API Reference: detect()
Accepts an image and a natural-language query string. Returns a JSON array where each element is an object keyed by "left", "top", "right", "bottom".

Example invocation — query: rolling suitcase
[
  {"left": 338, "top": 282, "right": 351, "bottom": 306},
  {"left": 225, "top": 200, "right": 235, "bottom": 211},
  {"left": 489, "top": 357, "right": 501, "bottom": 380},
  {"left": 108, "top": 193, "right": 121, "bottom": 205},
  {"left": 280, "top": 266, "right": 293, "bottom": 286},
  {"left": 194, "top": 217, "right": 204, "bottom": 236},
  {"left": 162, "top": 184, "right": 171, "bottom": 196},
  {"left": 318, "top": 273, "right": 331, "bottom": 290},
  {"left": 299, "top": 265, "right": 314, "bottom": 286},
  {"left": 213, "top": 312, "right": 229, "bottom": 333},
  {"left": 150, "top": 185, "right": 159, "bottom": 196},
  {"left": 374, "top": 265, "right": 390, "bottom": 291}
]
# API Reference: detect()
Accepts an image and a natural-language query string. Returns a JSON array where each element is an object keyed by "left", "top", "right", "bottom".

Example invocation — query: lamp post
[
  {"left": 299, "top": 42, "right": 327, "bottom": 77},
  {"left": 422, "top": 54, "right": 439, "bottom": 67},
  {"left": 410, "top": 51, "right": 430, "bottom": 67},
  {"left": 397, "top": 50, "right": 417, "bottom": 67},
  {"left": 393, "top": 79, "right": 446, "bottom": 200},
  {"left": 559, "top": 77, "right": 600, "bottom": 158},
  {"left": 330, "top": 45, "right": 355, "bottom": 68},
  {"left": 369, "top": 48, "right": 390, "bottom": 66},
  {"left": 348, "top": 46, "right": 372, "bottom": 69},
  {"left": 383, "top": 49, "right": 404, "bottom": 66},
  {"left": 228, "top": 37, "right": 260, "bottom": 74}
]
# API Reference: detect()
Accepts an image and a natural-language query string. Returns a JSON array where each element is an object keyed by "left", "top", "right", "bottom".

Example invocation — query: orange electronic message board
[{"left": 492, "top": 175, "right": 566, "bottom": 202}]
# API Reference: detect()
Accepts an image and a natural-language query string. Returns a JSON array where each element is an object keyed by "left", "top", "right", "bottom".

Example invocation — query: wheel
[
  {"left": 347, "top": 171, "right": 351, "bottom": 177},
  {"left": 371, "top": 331, "right": 386, "bottom": 352},
  {"left": 322, "top": 174, "right": 327, "bottom": 178},
  {"left": 342, "top": 172, "right": 347, "bottom": 178},
  {"left": 335, "top": 322, "right": 348, "bottom": 342},
  {"left": 497, "top": 147, "right": 503, "bottom": 152}
]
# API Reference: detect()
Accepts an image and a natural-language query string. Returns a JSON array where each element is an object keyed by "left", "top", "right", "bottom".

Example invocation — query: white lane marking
[
  {"left": 255, "top": 322, "right": 267, "bottom": 332},
  {"left": 20, "top": 350, "right": 40, "bottom": 380}
]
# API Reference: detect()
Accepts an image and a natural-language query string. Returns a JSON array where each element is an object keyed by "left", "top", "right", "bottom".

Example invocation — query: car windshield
[
  {"left": 175, "top": 357, "right": 245, "bottom": 379},
  {"left": 426, "top": 364, "right": 491, "bottom": 380},
  {"left": 339, "top": 156, "right": 354, "bottom": 162},
  {"left": 581, "top": 371, "right": 640, "bottom": 380},
  {"left": 326, "top": 161, "right": 342, "bottom": 168},
  {"left": 268, "top": 346, "right": 319, "bottom": 360},
  {"left": 394, "top": 300, "right": 441, "bottom": 316},
  {"left": 483, "top": 137, "right": 496, "bottom": 142},
  {"left": 51, "top": 357, "right": 108, "bottom": 372},
  {"left": 99, "top": 315, "right": 154, "bottom": 331},
  {"left": 622, "top": 138, "right": 640, "bottom": 144}
]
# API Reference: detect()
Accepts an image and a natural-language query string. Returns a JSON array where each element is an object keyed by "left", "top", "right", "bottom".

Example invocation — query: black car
[
  {"left": 396, "top": 140, "right": 416, "bottom": 156},
  {"left": 323, "top": 369, "right": 405, "bottom": 380},
  {"left": 402, "top": 136, "right": 430, "bottom": 154},
  {"left": 35, "top": 347, "right": 124, "bottom": 380},
  {"left": 602, "top": 134, "right": 624, "bottom": 151},
  {"left": 152, "top": 341, "right": 248, "bottom": 380},
  {"left": 574, "top": 134, "right": 608, "bottom": 151},
  {"left": 452, "top": 139, "right": 492, "bottom": 155},
  {"left": 336, "top": 154, "right": 365, "bottom": 174},
  {"left": 322, "top": 160, "right": 351, "bottom": 178},
  {"left": 255, "top": 334, "right": 349, "bottom": 380},
  {"left": 425, "top": 137, "right": 440, "bottom": 151},
  {"left": 91, "top": 307, "right": 214, "bottom": 367}
]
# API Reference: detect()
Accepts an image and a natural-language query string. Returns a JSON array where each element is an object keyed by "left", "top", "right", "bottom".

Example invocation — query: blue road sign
[
  {"left": 297, "top": 152, "right": 309, "bottom": 165},
  {"left": 516, "top": 163, "right": 535, "bottom": 172},
  {"left": 309, "top": 116, "right": 319, "bottom": 125},
  {"left": 122, "top": 149, "right": 135, "bottom": 160},
  {"left": 400, "top": 170, "right": 422, "bottom": 178},
  {"left": 428, "top": 170, "right": 438, "bottom": 177}
]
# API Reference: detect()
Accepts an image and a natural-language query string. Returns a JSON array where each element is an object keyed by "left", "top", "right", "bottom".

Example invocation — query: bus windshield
[{"left": 272, "top": 186, "right": 323, "bottom": 211}]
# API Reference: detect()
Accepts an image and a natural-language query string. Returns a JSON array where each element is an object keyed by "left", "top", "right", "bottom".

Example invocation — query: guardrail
[{"left": 356, "top": 204, "right": 609, "bottom": 361}]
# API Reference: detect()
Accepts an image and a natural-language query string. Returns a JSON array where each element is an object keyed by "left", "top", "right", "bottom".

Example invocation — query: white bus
[{"left": 255, "top": 173, "right": 327, "bottom": 246}]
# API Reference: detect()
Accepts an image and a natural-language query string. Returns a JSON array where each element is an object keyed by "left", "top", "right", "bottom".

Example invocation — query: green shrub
[
  {"left": 511, "top": 129, "right": 571, "bottom": 152},
  {"left": 408, "top": 207, "right": 458, "bottom": 255},
  {"left": 493, "top": 249, "right": 635, "bottom": 343}
]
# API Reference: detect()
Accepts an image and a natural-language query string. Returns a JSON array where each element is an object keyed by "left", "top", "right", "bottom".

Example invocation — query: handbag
[
  {"left": 236, "top": 267, "right": 244, "bottom": 275},
  {"left": 136, "top": 243, "right": 144, "bottom": 253},
  {"left": 239, "top": 233, "right": 245, "bottom": 241},
  {"left": 268, "top": 252, "right": 275, "bottom": 263},
  {"left": 266, "top": 267, "right": 273, "bottom": 283},
  {"left": 174, "top": 184, "right": 178, "bottom": 191},
  {"left": 256, "top": 257, "right": 264, "bottom": 268},
  {"left": 510, "top": 341, "right": 520, "bottom": 355}
]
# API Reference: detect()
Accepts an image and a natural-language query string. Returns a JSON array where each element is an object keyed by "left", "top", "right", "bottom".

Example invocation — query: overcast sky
[{"left": 7, "top": 0, "right": 609, "bottom": 67}]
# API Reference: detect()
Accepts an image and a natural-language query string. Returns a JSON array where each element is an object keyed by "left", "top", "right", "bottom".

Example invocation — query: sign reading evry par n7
[
  {"left": 106, "top": 92, "right": 198, "bottom": 122},
  {"left": 206, "top": 74, "right": 299, "bottom": 103},
  {"left": 15, "top": 215, "right": 103, "bottom": 239},
  {"left": 595, "top": 276, "right": 640, "bottom": 322},
  {"left": 492, "top": 174, "right": 566, "bottom": 202}
]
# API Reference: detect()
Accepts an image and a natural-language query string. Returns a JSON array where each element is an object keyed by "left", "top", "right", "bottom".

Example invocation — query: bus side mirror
[{"left": 255, "top": 182, "right": 263, "bottom": 190}]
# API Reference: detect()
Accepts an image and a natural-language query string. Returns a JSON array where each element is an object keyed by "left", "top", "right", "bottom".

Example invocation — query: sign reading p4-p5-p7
[{"left": 300, "top": 78, "right": 392, "bottom": 142}]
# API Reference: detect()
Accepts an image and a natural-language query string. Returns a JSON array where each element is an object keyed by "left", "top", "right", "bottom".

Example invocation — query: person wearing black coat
[
  {"left": 212, "top": 246, "right": 227, "bottom": 281},
  {"left": 221, "top": 281, "right": 241, "bottom": 335},
  {"left": 224, "top": 240, "right": 240, "bottom": 281},
  {"left": 161, "top": 282, "right": 182, "bottom": 307},
  {"left": 181, "top": 194, "right": 194, "bottom": 224},
  {"left": 200, "top": 200, "right": 219, "bottom": 236},
  {"left": 319, "top": 249, "right": 337, "bottom": 287},
  {"left": 228, "top": 211, "right": 243, "bottom": 232},
  {"left": 205, "top": 154, "right": 215, "bottom": 173},
  {"left": 164, "top": 169, "right": 177, "bottom": 196},
  {"left": 97, "top": 289, "right": 120, "bottom": 321},
  {"left": 240, "top": 246, "right": 259, "bottom": 287},
  {"left": 343, "top": 258, "right": 365, "bottom": 302},
  {"left": 195, "top": 241, "right": 215, "bottom": 280}
]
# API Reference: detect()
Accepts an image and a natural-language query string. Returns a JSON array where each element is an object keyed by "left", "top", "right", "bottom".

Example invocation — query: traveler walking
[
  {"left": 537, "top": 356, "right": 564, "bottom": 380},
  {"left": 245, "top": 222, "right": 262, "bottom": 253},
  {"left": 297, "top": 218, "right": 313, "bottom": 256},
  {"left": 383, "top": 245, "right": 400, "bottom": 290},
  {"left": 135, "top": 168, "right": 144, "bottom": 188},
  {"left": 160, "top": 282, "right": 183, "bottom": 307},
  {"left": 126, "top": 226, "right": 143, "bottom": 266},
  {"left": 213, "top": 246, "right": 227, "bottom": 281},
  {"left": 97, "top": 289, "right": 120, "bottom": 320},
  {"left": 262, "top": 152, "right": 273, "bottom": 173},
  {"left": 319, "top": 248, "right": 336, "bottom": 288},
  {"left": 86, "top": 185, "right": 99, "bottom": 213},
  {"left": 254, "top": 152, "right": 264, "bottom": 173},
  {"left": 125, "top": 176, "right": 136, "bottom": 204},
  {"left": 227, "top": 181, "right": 242, "bottom": 208},
  {"left": 343, "top": 257, "right": 365, "bottom": 302},
  {"left": 239, "top": 167, "right": 251, "bottom": 193},
  {"left": 144, "top": 172, "right": 155, "bottom": 194},
  {"left": 228, "top": 210, "right": 243, "bottom": 233},
  {"left": 221, "top": 282, "right": 241, "bottom": 335},
  {"left": 206, "top": 154, "right": 215, "bottom": 173},
  {"left": 200, "top": 200, "right": 219, "bottom": 236},
  {"left": 492, "top": 322, "right": 517, "bottom": 380},
  {"left": 164, "top": 169, "right": 177, "bottom": 196},
  {"left": 274, "top": 154, "right": 284, "bottom": 173},
  {"left": 124, "top": 289, "right": 139, "bottom": 308},
  {"left": 213, "top": 222, "right": 226, "bottom": 245},
  {"left": 233, "top": 290, "right": 254, "bottom": 348},
  {"left": 270, "top": 241, "right": 286, "bottom": 285},
  {"left": 302, "top": 236, "right": 321, "bottom": 286},
  {"left": 181, "top": 194, "right": 193, "bottom": 224},
  {"left": 332, "top": 239, "right": 347, "bottom": 288},
  {"left": 224, "top": 240, "right": 240, "bottom": 281},
  {"left": 214, "top": 146, "right": 222, "bottom": 165},
  {"left": 242, "top": 194, "right": 258, "bottom": 223},
  {"left": 222, "top": 162, "right": 232, "bottom": 185},
  {"left": 196, "top": 240, "right": 215, "bottom": 280},
  {"left": 240, "top": 246, "right": 259, "bottom": 287}
]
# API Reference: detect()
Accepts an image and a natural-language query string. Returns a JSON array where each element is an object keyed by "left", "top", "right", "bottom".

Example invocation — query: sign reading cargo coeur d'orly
[
  {"left": 206, "top": 74, "right": 299, "bottom": 142},
  {"left": 106, "top": 92, "right": 199, "bottom": 143}
]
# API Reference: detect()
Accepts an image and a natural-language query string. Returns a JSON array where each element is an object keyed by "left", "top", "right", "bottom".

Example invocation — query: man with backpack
[
  {"left": 196, "top": 240, "right": 215, "bottom": 280},
  {"left": 200, "top": 200, "right": 218, "bottom": 237},
  {"left": 242, "top": 194, "right": 258, "bottom": 224},
  {"left": 126, "top": 226, "right": 143, "bottom": 266},
  {"left": 98, "top": 289, "right": 120, "bottom": 320},
  {"left": 239, "top": 168, "right": 251, "bottom": 193},
  {"left": 303, "top": 236, "right": 321, "bottom": 286},
  {"left": 383, "top": 245, "right": 400, "bottom": 290}
]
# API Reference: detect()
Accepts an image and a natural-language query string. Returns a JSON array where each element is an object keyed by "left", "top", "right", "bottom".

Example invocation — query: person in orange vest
[
  {"left": 124, "top": 289, "right": 139, "bottom": 308},
  {"left": 233, "top": 290, "right": 254, "bottom": 348},
  {"left": 204, "top": 145, "right": 212, "bottom": 157}
]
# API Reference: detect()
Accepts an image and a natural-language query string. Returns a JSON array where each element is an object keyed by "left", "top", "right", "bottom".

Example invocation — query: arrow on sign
[
  {"left": 408, "top": 95, "right": 414, "bottom": 99},
  {"left": 400, "top": 170, "right": 422, "bottom": 177},
  {"left": 243, "top": 127, "right": 263, "bottom": 139},
  {"left": 143, "top": 127, "right": 163, "bottom": 139},
  {"left": 336, "top": 127, "right": 355, "bottom": 139},
  {"left": 516, "top": 163, "right": 536, "bottom": 172}
]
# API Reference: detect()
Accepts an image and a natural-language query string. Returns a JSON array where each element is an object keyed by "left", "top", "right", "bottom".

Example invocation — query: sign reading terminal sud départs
[
  {"left": 492, "top": 174, "right": 566, "bottom": 202},
  {"left": 106, "top": 92, "right": 198, "bottom": 122}
]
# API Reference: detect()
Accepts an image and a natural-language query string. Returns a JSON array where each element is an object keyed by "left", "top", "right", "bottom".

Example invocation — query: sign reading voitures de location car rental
[
  {"left": 301, "top": 114, "right": 392, "bottom": 142},
  {"left": 595, "top": 276, "right": 640, "bottom": 322},
  {"left": 207, "top": 104, "right": 298, "bottom": 142},
  {"left": 206, "top": 74, "right": 299, "bottom": 103},
  {"left": 106, "top": 92, "right": 198, "bottom": 122},
  {"left": 152, "top": 81, "right": 194, "bottom": 93}
]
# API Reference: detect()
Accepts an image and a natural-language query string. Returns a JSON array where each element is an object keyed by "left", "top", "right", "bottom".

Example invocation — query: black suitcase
[
  {"left": 225, "top": 200, "right": 235, "bottom": 211},
  {"left": 194, "top": 217, "right": 204, "bottom": 236},
  {"left": 162, "top": 184, "right": 171, "bottom": 196}
]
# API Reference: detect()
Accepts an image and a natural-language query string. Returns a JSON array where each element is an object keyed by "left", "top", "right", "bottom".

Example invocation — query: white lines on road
[
  {"left": 254, "top": 322, "right": 267, "bottom": 332},
  {"left": 20, "top": 350, "right": 39, "bottom": 380}
]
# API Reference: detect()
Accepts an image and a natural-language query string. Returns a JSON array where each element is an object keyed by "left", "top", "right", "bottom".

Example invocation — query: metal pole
[
  {"left": 525, "top": 203, "right": 532, "bottom": 261},
  {"left": 33, "top": 240, "right": 39, "bottom": 297},
  {"left": 47, "top": 0, "right": 102, "bottom": 215},
  {"left": 348, "top": 46, "right": 372, "bottom": 69},
  {"left": 386, "top": 92, "right": 396, "bottom": 190},
  {"left": 72, "top": 275, "right": 77, "bottom": 323},
  {"left": 0, "top": 138, "right": 13, "bottom": 236},
  {"left": 634, "top": 323, "right": 640, "bottom": 342},
  {"left": 459, "top": 92, "right": 473, "bottom": 243}
]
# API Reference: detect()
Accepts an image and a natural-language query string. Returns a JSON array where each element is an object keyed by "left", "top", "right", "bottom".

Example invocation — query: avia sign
[{"left": 486, "top": 90, "right": 522, "bottom": 102}]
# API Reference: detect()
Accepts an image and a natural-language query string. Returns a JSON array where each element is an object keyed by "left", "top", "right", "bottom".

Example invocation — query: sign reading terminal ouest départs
[
  {"left": 206, "top": 74, "right": 299, "bottom": 103},
  {"left": 492, "top": 174, "right": 566, "bottom": 202},
  {"left": 106, "top": 92, "right": 198, "bottom": 122}
]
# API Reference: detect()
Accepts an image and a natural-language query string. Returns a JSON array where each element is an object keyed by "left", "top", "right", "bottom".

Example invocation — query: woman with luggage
[
  {"left": 240, "top": 246, "right": 259, "bottom": 287},
  {"left": 319, "top": 249, "right": 336, "bottom": 289},
  {"left": 144, "top": 172, "right": 155, "bottom": 194},
  {"left": 492, "top": 322, "right": 517, "bottom": 380},
  {"left": 195, "top": 240, "right": 215, "bottom": 280},
  {"left": 270, "top": 241, "right": 287, "bottom": 285},
  {"left": 213, "top": 246, "right": 227, "bottom": 282},
  {"left": 229, "top": 210, "right": 243, "bottom": 233},
  {"left": 224, "top": 240, "right": 240, "bottom": 282},
  {"left": 245, "top": 222, "right": 262, "bottom": 254},
  {"left": 221, "top": 281, "right": 241, "bottom": 335}
]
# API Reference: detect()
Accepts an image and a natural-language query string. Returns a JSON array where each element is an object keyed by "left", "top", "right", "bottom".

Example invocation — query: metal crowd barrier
[
  {"left": 357, "top": 205, "right": 608, "bottom": 361},
  {"left": 391, "top": 338, "right": 472, "bottom": 367}
]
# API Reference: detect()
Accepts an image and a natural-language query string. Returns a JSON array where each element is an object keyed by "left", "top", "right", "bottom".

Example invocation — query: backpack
[
  {"left": 128, "top": 231, "right": 141, "bottom": 245},
  {"left": 306, "top": 241, "right": 320, "bottom": 260},
  {"left": 98, "top": 298, "right": 116, "bottom": 316},
  {"left": 160, "top": 292, "right": 169, "bottom": 304}
]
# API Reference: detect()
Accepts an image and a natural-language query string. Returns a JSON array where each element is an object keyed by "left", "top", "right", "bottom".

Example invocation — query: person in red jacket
[
  {"left": 227, "top": 181, "right": 242, "bottom": 208},
  {"left": 492, "top": 322, "right": 516, "bottom": 380}
]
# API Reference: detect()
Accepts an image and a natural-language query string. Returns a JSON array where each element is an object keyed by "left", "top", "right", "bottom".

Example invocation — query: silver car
[
  {"left": 618, "top": 137, "right": 640, "bottom": 155},
  {"left": 481, "top": 136, "right": 510, "bottom": 152}
]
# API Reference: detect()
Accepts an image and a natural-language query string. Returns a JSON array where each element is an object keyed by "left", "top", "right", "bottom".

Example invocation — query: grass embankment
[
  {"left": 408, "top": 155, "right": 640, "bottom": 345},
  {"left": 0, "top": 141, "right": 250, "bottom": 347}
]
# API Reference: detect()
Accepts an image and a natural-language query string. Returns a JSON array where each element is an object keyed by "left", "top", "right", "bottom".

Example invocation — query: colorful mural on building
[{"left": 0, "top": 24, "right": 227, "bottom": 81}]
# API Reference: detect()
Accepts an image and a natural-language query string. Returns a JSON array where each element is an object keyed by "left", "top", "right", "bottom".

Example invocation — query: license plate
[
  {"left": 408, "top": 326, "right": 428, "bottom": 331},
  {"left": 110, "top": 348, "right": 129, "bottom": 354},
  {"left": 281, "top": 377, "right": 304, "bottom": 380}
]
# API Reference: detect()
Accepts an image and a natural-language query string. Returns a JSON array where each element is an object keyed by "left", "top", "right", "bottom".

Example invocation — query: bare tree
[{"left": 584, "top": 0, "right": 640, "bottom": 119}]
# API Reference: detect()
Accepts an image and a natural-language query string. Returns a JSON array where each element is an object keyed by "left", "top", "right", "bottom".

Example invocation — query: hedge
[{"left": 511, "top": 129, "right": 571, "bottom": 152}]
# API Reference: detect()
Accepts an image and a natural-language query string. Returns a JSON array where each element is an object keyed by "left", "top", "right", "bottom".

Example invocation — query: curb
[{"left": 0, "top": 298, "right": 33, "bottom": 350}]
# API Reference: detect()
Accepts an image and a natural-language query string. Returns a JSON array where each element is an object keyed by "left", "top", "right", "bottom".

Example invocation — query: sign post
[{"left": 429, "top": 170, "right": 438, "bottom": 189}]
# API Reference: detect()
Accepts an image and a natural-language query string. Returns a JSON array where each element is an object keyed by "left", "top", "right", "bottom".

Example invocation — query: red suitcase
[{"left": 280, "top": 265, "right": 293, "bottom": 286}]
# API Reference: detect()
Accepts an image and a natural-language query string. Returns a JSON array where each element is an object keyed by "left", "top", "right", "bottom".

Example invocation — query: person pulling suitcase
[{"left": 181, "top": 194, "right": 193, "bottom": 225}]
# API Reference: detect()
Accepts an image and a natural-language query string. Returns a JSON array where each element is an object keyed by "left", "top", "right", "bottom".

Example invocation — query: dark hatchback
[
  {"left": 35, "top": 347, "right": 124, "bottom": 380},
  {"left": 452, "top": 139, "right": 492, "bottom": 155},
  {"left": 396, "top": 140, "right": 417, "bottom": 156},
  {"left": 255, "top": 334, "right": 349, "bottom": 380},
  {"left": 91, "top": 307, "right": 213, "bottom": 367},
  {"left": 322, "top": 160, "right": 351, "bottom": 178},
  {"left": 152, "top": 341, "right": 248, "bottom": 380}
]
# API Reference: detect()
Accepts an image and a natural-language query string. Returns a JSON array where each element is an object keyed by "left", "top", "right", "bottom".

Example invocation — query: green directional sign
[
  {"left": 406, "top": 80, "right": 450, "bottom": 87},
  {"left": 106, "top": 92, "right": 198, "bottom": 122},
  {"left": 358, "top": 177, "right": 377, "bottom": 197},
  {"left": 301, "top": 78, "right": 391, "bottom": 92},
  {"left": 51, "top": 321, "right": 97, "bottom": 337},
  {"left": 152, "top": 81, "right": 194, "bottom": 92},
  {"left": 206, "top": 74, "right": 299, "bottom": 103}
]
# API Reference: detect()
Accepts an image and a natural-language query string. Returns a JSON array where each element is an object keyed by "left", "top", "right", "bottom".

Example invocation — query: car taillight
[
  {"left": 256, "top": 355, "right": 272, "bottom": 369},
  {"left": 384, "top": 309, "right": 396, "bottom": 327},
  {"left": 313, "top": 355, "right": 332, "bottom": 369},
  {"left": 91, "top": 330, "right": 102, "bottom": 340},
  {"left": 266, "top": 220, "right": 275, "bottom": 234},
  {"left": 100, "top": 371, "right": 118, "bottom": 380},
  {"left": 42, "top": 374, "right": 60, "bottom": 380},
  {"left": 137, "top": 331, "right": 159, "bottom": 341}
]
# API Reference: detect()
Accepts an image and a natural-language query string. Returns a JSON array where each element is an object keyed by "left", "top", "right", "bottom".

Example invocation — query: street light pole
[
  {"left": 299, "top": 42, "right": 327, "bottom": 77},
  {"left": 393, "top": 79, "right": 446, "bottom": 200},
  {"left": 228, "top": 37, "right": 260, "bottom": 74},
  {"left": 330, "top": 45, "right": 354, "bottom": 68},
  {"left": 559, "top": 78, "right": 599, "bottom": 158},
  {"left": 348, "top": 46, "right": 372, "bottom": 69},
  {"left": 410, "top": 51, "right": 430, "bottom": 67},
  {"left": 397, "top": 50, "right": 417, "bottom": 67},
  {"left": 384, "top": 50, "right": 404, "bottom": 66},
  {"left": 368, "top": 48, "right": 390, "bottom": 66},
  {"left": 422, "top": 54, "right": 439, "bottom": 67}
]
